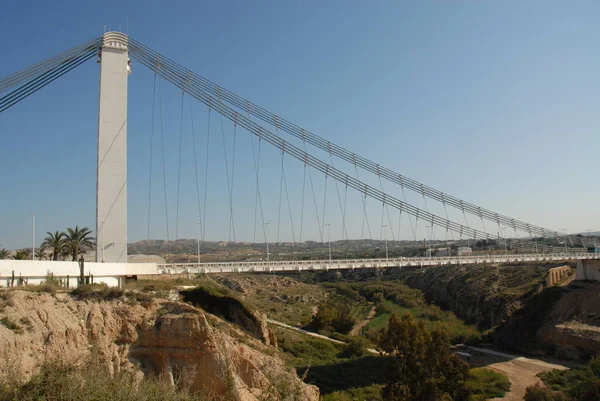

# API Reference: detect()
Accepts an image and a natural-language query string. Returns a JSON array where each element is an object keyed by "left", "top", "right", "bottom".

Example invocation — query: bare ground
[
  {"left": 466, "top": 346, "right": 571, "bottom": 401},
  {"left": 349, "top": 306, "right": 376, "bottom": 337}
]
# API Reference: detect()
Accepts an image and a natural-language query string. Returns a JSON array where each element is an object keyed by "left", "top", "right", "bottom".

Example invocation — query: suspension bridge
[{"left": 1, "top": 32, "right": 599, "bottom": 283}]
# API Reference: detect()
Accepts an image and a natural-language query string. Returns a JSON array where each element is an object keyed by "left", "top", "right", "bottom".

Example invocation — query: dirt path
[
  {"left": 466, "top": 346, "right": 570, "bottom": 401},
  {"left": 267, "top": 318, "right": 346, "bottom": 344},
  {"left": 349, "top": 306, "right": 376, "bottom": 337}
]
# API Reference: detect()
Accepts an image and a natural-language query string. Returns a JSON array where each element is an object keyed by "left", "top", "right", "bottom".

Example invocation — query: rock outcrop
[
  {"left": 0, "top": 291, "right": 318, "bottom": 400},
  {"left": 396, "top": 264, "right": 551, "bottom": 329}
]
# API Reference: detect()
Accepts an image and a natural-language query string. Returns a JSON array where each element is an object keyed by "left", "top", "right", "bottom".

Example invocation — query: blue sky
[{"left": 0, "top": 1, "right": 599, "bottom": 249}]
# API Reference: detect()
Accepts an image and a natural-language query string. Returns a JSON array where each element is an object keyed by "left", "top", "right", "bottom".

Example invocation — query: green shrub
[
  {"left": 310, "top": 298, "right": 356, "bottom": 335},
  {"left": 524, "top": 385, "right": 567, "bottom": 401},
  {"left": 340, "top": 337, "right": 369, "bottom": 359},
  {"left": 467, "top": 368, "right": 511, "bottom": 400},
  {"left": 69, "top": 284, "right": 124, "bottom": 301},
  {"left": 0, "top": 358, "right": 202, "bottom": 400}
]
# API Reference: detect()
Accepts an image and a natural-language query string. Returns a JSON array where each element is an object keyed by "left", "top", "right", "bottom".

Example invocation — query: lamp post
[
  {"left": 425, "top": 225, "right": 432, "bottom": 257},
  {"left": 561, "top": 229, "right": 567, "bottom": 254},
  {"left": 325, "top": 223, "right": 331, "bottom": 263},
  {"left": 197, "top": 221, "right": 201, "bottom": 264},
  {"left": 382, "top": 224, "right": 388, "bottom": 262},
  {"left": 31, "top": 213, "right": 35, "bottom": 261},
  {"left": 500, "top": 227, "right": 508, "bottom": 255},
  {"left": 101, "top": 220, "right": 105, "bottom": 262},
  {"left": 264, "top": 222, "right": 270, "bottom": 262}
]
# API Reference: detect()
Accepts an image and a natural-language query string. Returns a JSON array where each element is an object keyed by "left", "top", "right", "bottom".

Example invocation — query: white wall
[{"left": 0, "top": 260, "right": 158, "bottom": 287}]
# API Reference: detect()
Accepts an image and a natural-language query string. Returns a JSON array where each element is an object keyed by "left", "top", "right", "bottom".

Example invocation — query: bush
[
  {"left": 524, "top": 385, "right": 565, "bottom": 401},
  {"left": 467, "top": 368, "right": 511, "bottom": 400},
  {"left": 340, "top": 337, "right": 369, "bottom": 359},
  {"left": 0, "top": 358, "right": 201, "bottom": 400},
  {"left": 310, "top": 298, "right": 356, "bottom": 335},
  {"left": 70, "top": 284, "right": 124, "bottom": 301}
]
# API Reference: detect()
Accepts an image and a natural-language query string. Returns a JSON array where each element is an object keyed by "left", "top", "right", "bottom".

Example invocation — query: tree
[
  {"left": 64, "top": 226, "right": 94, "bottom": 261},
  {"left": 311, "top": 299, "right": 356, "bottom": 334},
  {"left": 380, "top": 313, "right": 469, "bottom": 401},
  {"left": 41, "top": 231, "right": 66, "bottom": 261},
  {"left": 12, "top": 248, "right": 31, "bottom": 260},
  {"left": 35, "top": 248, "right": 48, "bottom": 260},
  {"left": 0, "top": 248, "right": 9, "bottom": 259}
]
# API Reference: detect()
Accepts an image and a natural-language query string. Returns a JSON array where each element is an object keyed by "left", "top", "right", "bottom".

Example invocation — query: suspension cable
[
  {"left": 299, "top": 163, "right": 307, "bottom": 243},
  {"left": 175, "top": 90, "right": 184, "bottom": 240},
  {"left": 129, "top": 44, "right": 582, "bottom": 253},
  {"left": 158, "top": 77, "right": 170, "bottom": 253},
  {"left": 147, "top": 73, "right": 157, "bottom": 259},
  {"left": 321, "top": 173, "right": 328, "bottom": 243},
  {"left": 0, "top": 49, "right": 97, "bottom": 113},
  {"left": 189, "top": 94, "right": 203, "bottom": 244},
  {"left": 0, "top": 37, "right": 102, "bottom": 94},
  {"left": 330, "top": 153, "right": 349, "bottom": 241},
  {"left": 201, "top": 109, "right": 212, "bottom": 247},
  {"left": 127, "top": 38, "right": 571, "bottom": 244},
  {"left": 219, "top": 112, "right": 235, "bottom": 243},
  {"left": 229, "top": 123, "right": 237, "bottom": 242}
]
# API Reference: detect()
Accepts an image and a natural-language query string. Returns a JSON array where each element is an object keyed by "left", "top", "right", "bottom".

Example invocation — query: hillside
[{"left": 0, "top": 288, "right": 318, "bottom": 400}]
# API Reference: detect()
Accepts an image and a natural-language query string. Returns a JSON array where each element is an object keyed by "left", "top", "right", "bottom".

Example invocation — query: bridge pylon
[{"left": 96, "top": 32, "right": 130, "bottom": 262}]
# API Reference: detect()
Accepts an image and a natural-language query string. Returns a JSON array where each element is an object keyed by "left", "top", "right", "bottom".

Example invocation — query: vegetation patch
[
  {"left": 528, "top": 356, "right": 600, "bottom": 400},
  {"left": 0, "top": 358, "right": 204, "bottom": 400},
  {"left": 69, "top": 284, "right": 124, "bottom": 301},
  {"left": 0, "top": 317, "right": 23, "bottom": 334},
  {"left": 466, "top": 368, "right": 511, "bottom": 400}
]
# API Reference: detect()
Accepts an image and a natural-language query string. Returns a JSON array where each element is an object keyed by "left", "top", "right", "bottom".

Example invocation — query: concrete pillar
[
  {"left": 576, "top": 259, "right": 600, "bottom": 281},
  {"left": 96, "top": 32, "right": 130, "bottom": 263}
]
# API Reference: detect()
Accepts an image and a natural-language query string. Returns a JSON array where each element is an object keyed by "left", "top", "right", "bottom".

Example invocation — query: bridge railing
[{"left": 156, "top": 252, "right": 600, "bottom": 274}]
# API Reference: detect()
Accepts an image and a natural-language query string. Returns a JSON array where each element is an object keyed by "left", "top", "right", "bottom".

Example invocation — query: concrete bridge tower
[{"left": 96, "top": 32, "right": 130, "bottom": 263}]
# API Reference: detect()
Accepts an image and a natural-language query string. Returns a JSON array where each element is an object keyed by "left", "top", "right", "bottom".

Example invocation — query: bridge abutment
[
  {"left": 96, "top": 32, "right": 130, "bottom": 263},
  {"left": 576, "top": 259, "right": 600, "bottom": 281}
]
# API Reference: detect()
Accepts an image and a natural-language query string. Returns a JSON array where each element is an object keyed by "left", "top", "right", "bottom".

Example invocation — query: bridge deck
[{"left": 158, "top": 253, "right": 600, "bottom": 275}]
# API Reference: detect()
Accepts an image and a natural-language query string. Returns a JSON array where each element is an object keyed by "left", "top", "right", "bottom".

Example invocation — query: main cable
[
  {"left": 127, "top": 38, "right": 572, "bottom": 244},
  {"left": 129, "top": 43, "right": 583, "bottom": 253}
]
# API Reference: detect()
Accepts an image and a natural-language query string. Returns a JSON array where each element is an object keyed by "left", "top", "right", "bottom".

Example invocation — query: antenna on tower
[{"left": 126, "top": 14, "right": 129, "bottom": 36}]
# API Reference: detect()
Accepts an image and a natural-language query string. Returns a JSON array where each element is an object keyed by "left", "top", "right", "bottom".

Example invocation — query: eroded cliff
[{"left": 0, "top": 291, "right": 318, "bottom": 401}]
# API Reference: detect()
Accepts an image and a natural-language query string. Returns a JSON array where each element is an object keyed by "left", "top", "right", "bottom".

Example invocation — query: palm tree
[
  {"left": 35, "top": 248, "right": 48, "bottom": 260},
  {"left": 12, "top": 248, "right": 31, "bottom": 260},
  {"left": 42, "top": 231, "right": 66, "bottom": 261},
  {"left": 0, "top": 248, "right": 10, "bottom": 259},
  {"left": 64, "top": 226, "right": 94, "bottom": 261}
]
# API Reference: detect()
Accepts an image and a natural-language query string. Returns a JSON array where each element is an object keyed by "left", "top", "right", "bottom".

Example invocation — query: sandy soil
[
  {"left": 349, "top": 306, "right": 377, "bottom": 337},
  {"left": 466, "top": 346, "right": 570, "bottom": 401}
]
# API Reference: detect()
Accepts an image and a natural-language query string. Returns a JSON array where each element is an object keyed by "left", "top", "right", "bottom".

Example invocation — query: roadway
[{"left": 158, "top": 252, "right": 600, "bottom": 275}]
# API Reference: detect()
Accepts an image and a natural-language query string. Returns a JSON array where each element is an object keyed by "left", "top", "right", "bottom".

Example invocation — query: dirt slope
[{"left": 0, "top": 291, "right": 318, "bottom": 400}]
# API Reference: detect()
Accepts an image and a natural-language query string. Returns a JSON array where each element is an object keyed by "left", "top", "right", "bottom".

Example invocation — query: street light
[
  {"left": 101, "top": 220, "right": 105, "bottom": 262},
  {"left": 264, "top": 222, "right": 270, "bottom": 262},
  {"left": 500, "top": 227, "right": 508, "bottom": 255},
  {"left": 561, "top": 229, "right": 567, "bottom": 254},
  {"left": 31, "top": 213, "right": 35, "bottom": 261},
  {"left": 425, "top": 225, "right": 432, "bottom": 257},
  {"left": 382, "top": 224, "right": 388, "bottom": 262},
  {"left": 197, "top": 221, "right": 201, "bottom": 264},
  {"left": 325, "top": 223, "right": 332, "bottom": 263}
]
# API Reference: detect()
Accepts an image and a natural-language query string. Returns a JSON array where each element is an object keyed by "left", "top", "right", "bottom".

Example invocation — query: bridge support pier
[
  {"left": 576, "top": 259, "right": 600, "bottom": 281},
  {"left": 96, "top": 32, "right": 130, "bottom": 263}
]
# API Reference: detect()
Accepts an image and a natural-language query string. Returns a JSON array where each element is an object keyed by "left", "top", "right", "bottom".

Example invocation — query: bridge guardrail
[{"left": 156, "top": 252, "right": 600, "bottom": 274}]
